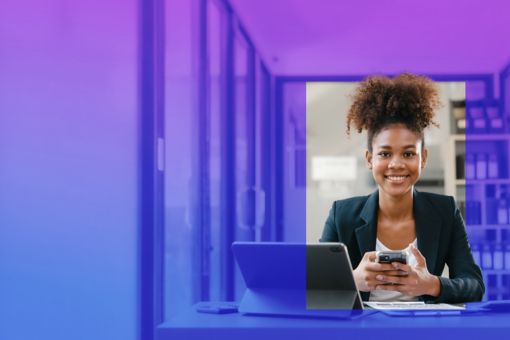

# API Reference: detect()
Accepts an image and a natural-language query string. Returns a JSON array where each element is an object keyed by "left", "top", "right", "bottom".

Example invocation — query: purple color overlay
[{"left": 2, "top": 0, "right": 510, "bottom": 339}]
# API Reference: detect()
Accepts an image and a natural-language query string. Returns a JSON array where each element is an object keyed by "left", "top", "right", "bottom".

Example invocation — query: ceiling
[{"left": 229, "top": 0, "right": 510, "bottom": 77}]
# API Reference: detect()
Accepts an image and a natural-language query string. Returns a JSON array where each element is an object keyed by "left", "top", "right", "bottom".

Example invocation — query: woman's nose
[{"left": 388, "top": 158, "right": 404, "bottom": 168}]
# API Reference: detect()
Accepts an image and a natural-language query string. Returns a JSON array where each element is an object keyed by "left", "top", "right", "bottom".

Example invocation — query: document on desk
[{"left": 364, "top": 301, "right": 465, "bottom": 310}]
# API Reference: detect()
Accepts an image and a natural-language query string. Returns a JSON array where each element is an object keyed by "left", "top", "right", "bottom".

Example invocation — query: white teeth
[{"left": 386, "top": 176, "right": 407, "bottom": 182}]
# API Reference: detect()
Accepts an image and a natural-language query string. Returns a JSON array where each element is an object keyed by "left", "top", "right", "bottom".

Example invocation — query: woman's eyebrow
[{"left": 376, "top": 144, "right": 417, "bottom": 150}]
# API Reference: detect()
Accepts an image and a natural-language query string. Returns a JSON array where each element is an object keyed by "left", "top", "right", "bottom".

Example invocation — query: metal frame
[
  {"left": 139, "top": 0, "right": 165, "bottom": 339},
  {"left": 191, "top": 0, "right": 211, "bottom": 304},
  {"left": 260, "top": 63, "right": 275, "bottom": 241},
  {"left": 219, "top": 2, "right": 236, "bottom": 301}
]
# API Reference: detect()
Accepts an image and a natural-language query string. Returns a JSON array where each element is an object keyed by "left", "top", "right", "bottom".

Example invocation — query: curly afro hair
[{"left": 346, "top": 73, "right": 441, "bottom": 151}]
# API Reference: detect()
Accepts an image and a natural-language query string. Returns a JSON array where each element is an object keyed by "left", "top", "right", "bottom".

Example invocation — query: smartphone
[{"left": 376, "top": 250, "right": 408, "bottom": 264}]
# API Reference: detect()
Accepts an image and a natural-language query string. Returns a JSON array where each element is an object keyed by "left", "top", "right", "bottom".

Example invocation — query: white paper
[{"left": 364, "top": 301, "right": 465, "bottom": 310}]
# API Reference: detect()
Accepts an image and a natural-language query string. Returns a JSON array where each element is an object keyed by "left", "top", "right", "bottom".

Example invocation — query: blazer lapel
[
  {"left": 355, "top": 191, "right": 378, "bottom": 256},
  {"left": 413, "top": 190, "right": 441, "bottom": 273}
]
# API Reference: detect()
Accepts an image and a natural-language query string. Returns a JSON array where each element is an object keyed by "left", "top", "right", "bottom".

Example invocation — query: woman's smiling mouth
[{"left": 385, "top": 175, "right": 409, "bottom": 183}]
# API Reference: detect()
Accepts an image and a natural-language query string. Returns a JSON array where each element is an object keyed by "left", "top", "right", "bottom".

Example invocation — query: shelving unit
[{"left": 447, "top": 99, "right": 510, "bottom": 301}]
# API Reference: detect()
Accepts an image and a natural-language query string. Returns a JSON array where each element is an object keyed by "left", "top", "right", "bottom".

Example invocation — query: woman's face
[{"left": 365, "top": 124, "right": 428, "bottom": 199}]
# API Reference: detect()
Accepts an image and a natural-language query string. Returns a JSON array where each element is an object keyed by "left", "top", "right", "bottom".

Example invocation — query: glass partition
[{"left": 164, "top": 0, "right": 275, "bottom": 318}]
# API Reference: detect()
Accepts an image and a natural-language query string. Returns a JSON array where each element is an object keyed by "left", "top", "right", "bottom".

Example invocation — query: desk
[{"left": 158, "top": 306, "right": 510, "bottom": 340}]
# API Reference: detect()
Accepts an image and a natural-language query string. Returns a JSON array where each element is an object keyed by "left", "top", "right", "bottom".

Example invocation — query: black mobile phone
[{"left": 376, "top": 250, "right": 408, "bottom": 264}]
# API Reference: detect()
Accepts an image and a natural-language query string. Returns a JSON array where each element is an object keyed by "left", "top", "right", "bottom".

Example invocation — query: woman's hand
[
  {"left": 353, "top": 251, "right": 409, "bottom": 292},
  {"left": 374, "top": 244, "right": 441, "bottom": 297}
]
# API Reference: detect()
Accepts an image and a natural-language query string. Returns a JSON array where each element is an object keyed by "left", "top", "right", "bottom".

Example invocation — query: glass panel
[
  {"left": 233, "top": 29, "right": 251, "bottom": 299},
  {"left": 254, "top": 59, "right": 267, "bottom": 241},
  {"left": 282, "top": 82, "right": 307, "bottom": 243},
  {"left": 234, "top": 32, "right": 250, "bottom": 235},
  {"left": 207, "top": 0, "right": 223, "bottom": 304},
  {"left": 164, "top": 0, "right": 271, "bottom": 314},
  {"left": 164, "top": 0, "right": 195, "bottom": 319}
]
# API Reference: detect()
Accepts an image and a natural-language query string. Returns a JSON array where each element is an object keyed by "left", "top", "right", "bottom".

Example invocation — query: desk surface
[{"left": 158, "top": 306, "right": 510, "bottom": 340}]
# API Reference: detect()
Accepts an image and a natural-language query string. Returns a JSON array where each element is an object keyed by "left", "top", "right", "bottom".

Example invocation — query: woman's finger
[
  {"left": 363, "top": 251, "right": 378, "bottom": 262},
  {"left": 390, "top": 262, "right": 411, "bottom": 272},
  {"left": 410, "top": 244, "right": 427, "bottom": 267},
  {"left": 375, "top": 274, "right": 411, "bottom": 285},
  {"left": 365, "top": 262, "right": 395, "bottom": 272},
  {"left": 383, "top": 270, "right": 409, "bottom": 276}
]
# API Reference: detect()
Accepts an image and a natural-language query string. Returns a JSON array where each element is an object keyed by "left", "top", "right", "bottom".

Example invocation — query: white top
[{"left": 368, "top": 238, "right": 419, "bottom": 302}]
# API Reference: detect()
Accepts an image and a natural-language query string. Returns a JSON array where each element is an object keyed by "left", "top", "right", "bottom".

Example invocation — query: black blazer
[{"left": 320, "top": 189, "right": 485, "bottom": 303}]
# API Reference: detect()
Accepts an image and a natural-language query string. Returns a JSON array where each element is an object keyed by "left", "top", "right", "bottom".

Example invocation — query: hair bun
[{"left": 346, "top": 73, "right": 440, "bottom": 136}]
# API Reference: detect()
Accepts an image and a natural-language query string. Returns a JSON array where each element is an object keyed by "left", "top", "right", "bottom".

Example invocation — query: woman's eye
[
  {"left": 378, "top": 152, "right": 390, "bottom": 157},
  {"left": 403, "top": 152, "right": 416, "bottom": 158}
]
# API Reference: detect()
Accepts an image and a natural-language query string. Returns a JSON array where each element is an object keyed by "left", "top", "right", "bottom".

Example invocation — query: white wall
[{"left": 0, "top": 1, "right": 138, "bottom": 339}]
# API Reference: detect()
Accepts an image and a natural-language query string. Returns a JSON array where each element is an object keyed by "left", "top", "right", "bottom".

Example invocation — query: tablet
[
  {"left": 306, "top": 242, "right": 364, "bottom": 309},
  {"left": 232, "top": 242, "right": 365, "bottom": 318}
]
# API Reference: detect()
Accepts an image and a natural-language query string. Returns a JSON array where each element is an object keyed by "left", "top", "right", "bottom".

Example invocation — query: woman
[{"left": 320, "top": 74, "right": 484, "bottom": 303}]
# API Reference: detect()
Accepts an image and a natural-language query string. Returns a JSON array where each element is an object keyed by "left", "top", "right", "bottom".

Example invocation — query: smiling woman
[
  {"left": 367, "top": 125, "right": 427, "bottom": 203},
  {"left": 320, "top": 74, "right": 485, "bottom": 304}
]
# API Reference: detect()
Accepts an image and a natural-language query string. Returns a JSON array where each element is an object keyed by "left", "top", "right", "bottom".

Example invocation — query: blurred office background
[{"left": 2, "top": 1, "right": 510, "bottom": 340}]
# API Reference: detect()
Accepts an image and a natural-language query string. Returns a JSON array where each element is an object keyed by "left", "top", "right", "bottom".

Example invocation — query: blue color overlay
[{"left": 2, "top": 1, "right": 510, "bottom": 340}]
